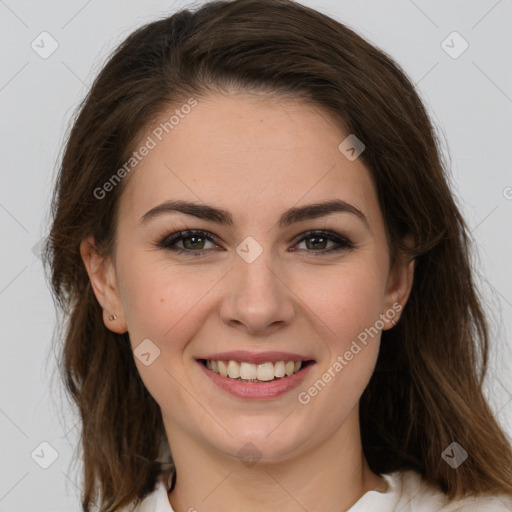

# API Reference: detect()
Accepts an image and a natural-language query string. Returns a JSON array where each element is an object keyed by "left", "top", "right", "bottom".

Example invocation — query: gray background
[{"left": 1, "top": 0, "right": 511, "bottom": 510}]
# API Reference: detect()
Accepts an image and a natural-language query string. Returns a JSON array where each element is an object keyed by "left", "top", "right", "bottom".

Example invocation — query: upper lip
[{"left": 197, "top": 351, "right": 314, "bottom": 365}]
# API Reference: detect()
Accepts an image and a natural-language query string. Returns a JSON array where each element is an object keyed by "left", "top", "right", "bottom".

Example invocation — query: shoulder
[{"left": 387, "top": 470, "right": 512, "bottom": 512}]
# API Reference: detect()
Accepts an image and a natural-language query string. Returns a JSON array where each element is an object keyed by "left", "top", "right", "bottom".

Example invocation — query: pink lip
[
  {"left": 197, "top": 350, "right": 313, "bottom": 365},
  {"left": 196, "top": 359, "right": 315, "bottom": 400}
]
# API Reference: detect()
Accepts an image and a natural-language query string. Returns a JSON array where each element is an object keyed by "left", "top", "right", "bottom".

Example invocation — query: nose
[{"left": 219, "top": 248, "right": 296, "bottom": 336}]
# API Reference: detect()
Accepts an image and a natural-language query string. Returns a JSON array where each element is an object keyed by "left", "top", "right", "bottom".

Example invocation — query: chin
[{"left": 208, "top": 420, "right": 308, "bottom": 463}]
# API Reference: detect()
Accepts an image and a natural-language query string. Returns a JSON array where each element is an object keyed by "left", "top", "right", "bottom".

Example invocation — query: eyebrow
[{"left": 139, "top": 199, "right": 370, "bottom": 230}]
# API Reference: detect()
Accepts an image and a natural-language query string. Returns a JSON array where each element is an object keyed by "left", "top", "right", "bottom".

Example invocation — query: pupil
[
  {"left": 185, "top": 236, "right": 203, "bottom": 249},
  {"left": 307, "top": 235, "right": 326, "bottom": 250}
]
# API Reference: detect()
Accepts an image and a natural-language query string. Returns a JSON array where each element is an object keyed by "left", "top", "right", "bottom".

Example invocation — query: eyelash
[{"left": 156, "top": 229, "right": 354, "bottom": 257}]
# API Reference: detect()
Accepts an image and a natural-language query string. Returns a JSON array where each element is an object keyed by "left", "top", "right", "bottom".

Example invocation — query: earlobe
[{"left": 79, "top": 235, "right": 128, "bottom": 334}]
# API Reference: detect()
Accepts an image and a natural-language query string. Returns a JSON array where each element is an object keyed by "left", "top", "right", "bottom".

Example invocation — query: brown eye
[
  {"left": 158, "top": 230, "right": 220, "bottom": 256},
  {"left": 157, "top": 229, "right": 354, "bottom": 257},
  {"left": 292, "top": 231, "right": 354, "bottom": 254}
]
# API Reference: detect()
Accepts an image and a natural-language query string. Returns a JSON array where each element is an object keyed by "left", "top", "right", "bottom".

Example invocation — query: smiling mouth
[{"left": 198, "top": 358, "right": 315, "bottom": 383}]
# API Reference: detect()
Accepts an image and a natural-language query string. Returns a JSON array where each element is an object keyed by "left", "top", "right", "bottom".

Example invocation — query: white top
[{"left": 124, "top": 469, "right": 512, "bottom": 511}]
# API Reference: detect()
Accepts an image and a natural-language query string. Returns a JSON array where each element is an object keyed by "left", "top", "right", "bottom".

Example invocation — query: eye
[
  {"left": 156, "top": 229, "right": 354, "bottom": 257},
  {"left": 292, "top": 230, "right": 354, "bottom": 254},
  {"left": 157, "top": 230, "right": 220, "bottom": 256}
]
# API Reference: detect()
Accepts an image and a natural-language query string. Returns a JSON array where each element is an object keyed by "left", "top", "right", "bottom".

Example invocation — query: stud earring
[{"left": 109, "top": 314, "right": 117, "bottom": 321}]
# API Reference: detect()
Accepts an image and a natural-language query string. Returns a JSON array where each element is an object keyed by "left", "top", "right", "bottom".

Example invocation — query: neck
[{"left": 165, "top": 409, "right": 385, "bottom": 512}]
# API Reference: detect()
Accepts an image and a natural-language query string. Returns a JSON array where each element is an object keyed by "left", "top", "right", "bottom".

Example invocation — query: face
[{"left": 82, "top": 91, "right": 413, "bottom": 465}]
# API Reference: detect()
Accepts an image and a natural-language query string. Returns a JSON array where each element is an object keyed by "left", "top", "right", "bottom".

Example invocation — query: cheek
[
  {"left": 117, "top": 259, "right": 209, "bottom": 415},
  {"left": 119, "top": 250, "right": 387, "bottom": 356},
  {"left": 118, "top": 256, "right": 201, "bottom": 341},
  {"left": 295, "top": 265, "right": 384, "bottom": 420},
  {"left": 300, "top": 261, "right": 387, "bottom": 348}
]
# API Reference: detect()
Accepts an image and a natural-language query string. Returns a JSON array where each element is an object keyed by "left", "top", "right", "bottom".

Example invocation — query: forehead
[{"left": 118, "top": 93, "right": 380, "bottom": 228}]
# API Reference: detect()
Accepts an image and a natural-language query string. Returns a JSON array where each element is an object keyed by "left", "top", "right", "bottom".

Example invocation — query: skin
[{"left": 81, "top": 91, "right": 414, "bottom": 512}]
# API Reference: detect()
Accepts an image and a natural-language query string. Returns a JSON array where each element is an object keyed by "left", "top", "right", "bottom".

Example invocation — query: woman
[{"left": 43, "top": 0, "right": 512, "bottom": 510}]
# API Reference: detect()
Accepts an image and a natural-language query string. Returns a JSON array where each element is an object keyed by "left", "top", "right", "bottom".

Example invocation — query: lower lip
[{"left": 197, "top": 360, "right": 315, "bottom": 400}]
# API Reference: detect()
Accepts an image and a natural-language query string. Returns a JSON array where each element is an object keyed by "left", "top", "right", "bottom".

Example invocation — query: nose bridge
[
  {"left": 220, "top": 236, "right": 295, "bottom": 333},
  {"left": 234, "top": 237, "right": 281, "bottom": 307}
]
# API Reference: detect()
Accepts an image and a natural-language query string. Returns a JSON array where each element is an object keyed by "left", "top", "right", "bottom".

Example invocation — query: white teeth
[
  {"left": 257, "top": 362, "right": 275, "bottom": 381},
  {"left": 274, "top": 361, "right": 286, "bottom": 377},
  {"left": 218, "top": 360, "right": 228, "bottom": 377},
  {"left": 204, "top": 359, "right": 305, "bottom": 382},
  {"left": 227, "top": 360, "right": 240, "bottom": 379},
  {"left": 240, "top": 362, "right": 257, "bottom": 380}
]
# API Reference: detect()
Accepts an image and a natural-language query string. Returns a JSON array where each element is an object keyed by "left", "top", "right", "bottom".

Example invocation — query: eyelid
[
  {"left": 157, "top": 229, "right": 222, "bottom": 249},
  {"left": 156, "top": 228, "right": 355, "bottom": 256}
]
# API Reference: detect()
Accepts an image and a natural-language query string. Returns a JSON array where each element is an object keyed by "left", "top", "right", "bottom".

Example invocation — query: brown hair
[{"left": 43, "top": 0, "right": 512, "bottom": 510}]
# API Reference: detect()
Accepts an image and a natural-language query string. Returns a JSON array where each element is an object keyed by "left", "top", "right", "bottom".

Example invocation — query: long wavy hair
[{"left": 43, "top": 0, "right": 512, "bottom": 510}]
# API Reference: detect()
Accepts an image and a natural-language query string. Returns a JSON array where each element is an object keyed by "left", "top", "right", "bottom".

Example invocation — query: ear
[
  {"left": 381, "top": 236, "right": 415, "bottom": 331},
  {"left": 80, "top": 235, "right": 128, "bottom": 334}
]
